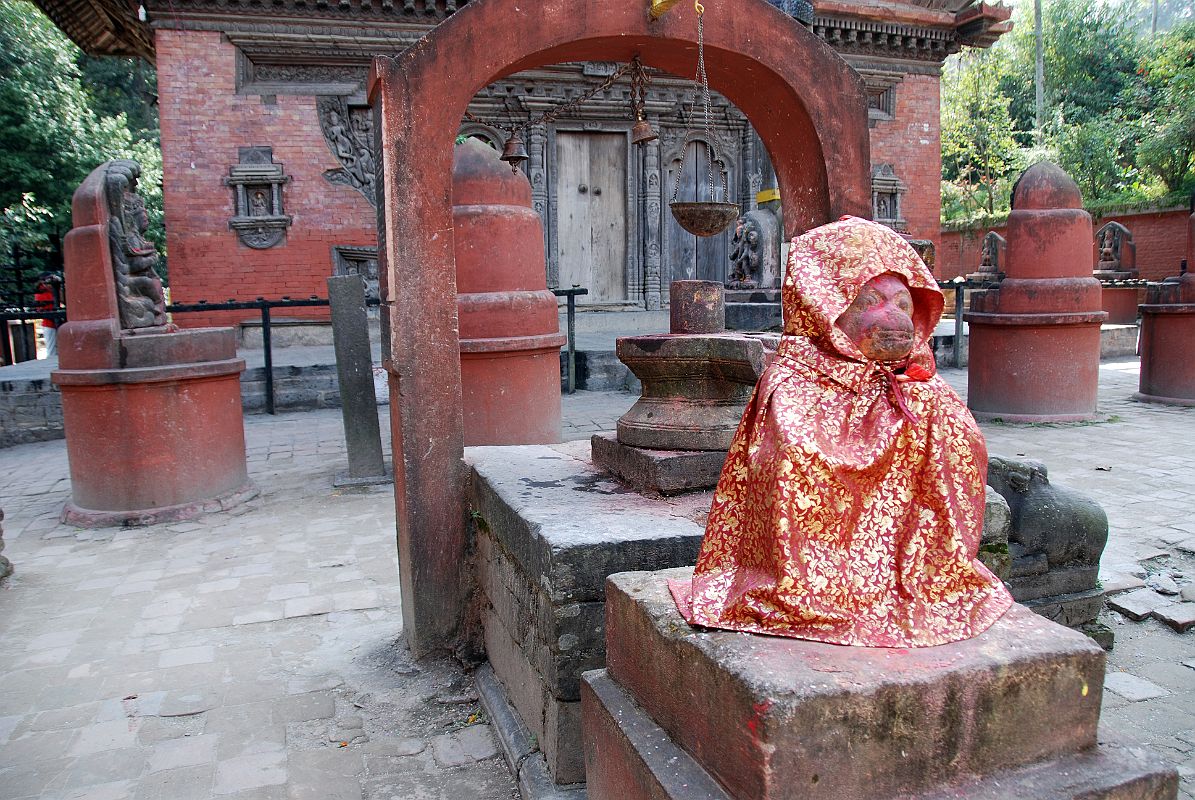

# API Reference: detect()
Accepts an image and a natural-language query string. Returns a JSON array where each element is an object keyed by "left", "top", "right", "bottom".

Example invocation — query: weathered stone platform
[
  {"left": 583, "top": 568, "right": 1178, "bottom": 800},
  {"left": 467, "top": 441, "right": 710, "bottom": 786}
]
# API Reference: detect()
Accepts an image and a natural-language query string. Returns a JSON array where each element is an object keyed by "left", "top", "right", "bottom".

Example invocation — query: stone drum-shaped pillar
[
  {"left": 1136, "top": 254, "right": 1195, "bottom": 405},
  {"left": 453, "top": 139, "right": 566, "bottom": 445},
  {"left": 965, "top": 163, "right": 1107, "bottom": 421}
]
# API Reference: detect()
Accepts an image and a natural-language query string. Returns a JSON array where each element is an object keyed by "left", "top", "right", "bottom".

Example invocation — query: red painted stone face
[{"left": 837, "top": 273, "right": 916, "bottom": 362}]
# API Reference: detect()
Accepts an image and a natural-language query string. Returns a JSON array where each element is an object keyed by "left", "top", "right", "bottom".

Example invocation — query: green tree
[
  {"left": 996, "top": 0, "right": 1146, "bottom": 135},
  {"left": 0, "top": 1, "right": 164, "bottom": 274},
  {"left": 1135, "top": 21, "right": 1195, "bottom": 191},
  {"left": 941, "top": 49, "right": 1023, "bottom": 216},
  {"left": 79, "top": 54, "right": 158, "bottom": 143}
]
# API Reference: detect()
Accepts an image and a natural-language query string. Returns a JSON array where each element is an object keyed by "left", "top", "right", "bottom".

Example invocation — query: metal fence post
[
  {"left": 260, "top": 301, "right": 275, "bottom": 415},
  {"left": 954, "top": 279, "right": 965, "bottom": 368}
]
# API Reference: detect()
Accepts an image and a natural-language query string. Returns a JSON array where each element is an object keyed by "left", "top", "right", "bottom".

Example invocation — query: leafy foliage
[
  {"left": 0, "top": 1, "right": 163, "bottom": 276},
  {"left": 942, "top": 0, "right": 1195, "bottom": 223}
]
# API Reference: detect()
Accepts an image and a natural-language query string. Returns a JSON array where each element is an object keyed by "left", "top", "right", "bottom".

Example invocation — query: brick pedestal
[{"left": 584, "top": 568, "right": 1178, "bottom": 800}]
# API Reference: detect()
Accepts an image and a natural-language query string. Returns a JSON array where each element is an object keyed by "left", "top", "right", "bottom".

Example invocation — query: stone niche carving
[
  {"left": 332, "top": 245, "right": 380, "bottom": 302},
  {"left": 318, "top": 97, "right": 376, "bottom": 206},
  {"left": 871, "top": 163, "right": 907, "bottom": 232},
  {"left": 226, "top": 147, "right": 292, "bottom": 249},
  {"left": 107, "top": 159, "right": 168, "bottom": 330}
]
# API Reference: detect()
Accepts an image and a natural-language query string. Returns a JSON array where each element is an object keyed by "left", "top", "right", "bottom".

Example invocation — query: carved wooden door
[
  {"left": 666, "top": 140, "right": 732, "bottom": 287},
  {"left": 554, "top": 132, "right": 628, "bottom": 304}
]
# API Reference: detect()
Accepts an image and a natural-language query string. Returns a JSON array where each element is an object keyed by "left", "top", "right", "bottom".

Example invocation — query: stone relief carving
[
  {"left": 318, "top": 97, "right": 376, "bottom": 206},
  {"left": 1094, "top": 221, "right": 1138, "bottom": 278},
  {"left": 106, "top": 159, "right": 168, "bottom": 330},
  {"left": 871, "top": 163, "right": 907, "bottom": 233},
  {"left": 226, "top": 147, "right": 292, "bottom": 249},
  {"left": 332, "top": 245, "right": 380, "bottom": 302}
]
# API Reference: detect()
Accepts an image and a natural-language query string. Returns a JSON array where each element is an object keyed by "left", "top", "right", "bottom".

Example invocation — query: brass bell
[
  {"left": 499, "top": 132, "right": 529, "bottom": 172},
  {"left": 631, "top": 118, "right": 658, "bottom": 146}
]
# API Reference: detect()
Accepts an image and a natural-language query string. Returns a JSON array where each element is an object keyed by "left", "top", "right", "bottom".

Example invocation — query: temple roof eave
[
  {"left": 32, "top": 0, "right": 1011, "bottom": 64},
  {"left": 32, "top": 0, "right": 154, "bottom": 60}
]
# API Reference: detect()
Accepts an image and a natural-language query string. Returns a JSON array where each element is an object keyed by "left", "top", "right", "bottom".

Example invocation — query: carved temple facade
[{"left": 35, "top": 0, "right": 1011, "bottom": 320}]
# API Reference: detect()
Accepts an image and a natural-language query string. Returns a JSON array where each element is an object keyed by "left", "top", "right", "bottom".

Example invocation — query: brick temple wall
[
  {"left": 869, "top": 72, "right": 943, "bottom": 245},
  {"left": 938, "top": 206, "right": 1190, "bottom": 281},
  {"left": 155, "top": 29, "right": 954, "bottom": 317},
  {"left": 156, "top": 29, "right": 376, "bottom": 329}
]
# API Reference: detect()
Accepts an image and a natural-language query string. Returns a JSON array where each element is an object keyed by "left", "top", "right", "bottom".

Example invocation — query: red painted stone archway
[{"left": 367, "top": 0, "right": 871, "bottom": 656}]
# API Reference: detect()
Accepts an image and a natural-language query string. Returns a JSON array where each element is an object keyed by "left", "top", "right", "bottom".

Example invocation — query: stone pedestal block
[
  {"left": 1100, "top": 284, "right": 1143, "bottom": 325},
  {"left": 590, "top": 433, "right": 728, "bottom": 496},
  {"left": 723, "top": 288, "right": 782, "bottom": 332},
  {"left": 54, "top": 327, "right": 256, "bottom": 527},
  {"left": 468, "top": 442, "right": 709, "bottom": 785},
  {"left": 585, "top": 568, "right": 1177, "bottom": 800},
  {"left": 966, "top": 317, "right": 1103, "bottom": 421}
]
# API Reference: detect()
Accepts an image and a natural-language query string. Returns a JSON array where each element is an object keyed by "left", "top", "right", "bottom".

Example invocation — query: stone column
[
  {"left": 328, "top": 274, "right": 389, "bottom": 486},
  {"left": 642, "top": 131, "right": 664, "bottom": 311},
  {"left": 965, "top": 163, "right": 1106, "bottom": 422}
]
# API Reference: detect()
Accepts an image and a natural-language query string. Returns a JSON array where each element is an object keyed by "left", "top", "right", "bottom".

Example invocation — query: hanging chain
[
  {"left": 463, "top": 61, "right": 634, "bottom": 135},
  {"left": 630, "top": 55, "right": 651, "bottom": 121},
  {"left": 671, "top": 1, "right": 728, "bottom": 204},
  {"left": 696, "top": 6, "right": 719, "bottom": 201}
]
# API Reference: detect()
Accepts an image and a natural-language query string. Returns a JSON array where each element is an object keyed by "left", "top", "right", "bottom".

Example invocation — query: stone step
[
  {"left": 603, "top": 567, "right": 1110, "bottom": 800},
  {"left": 582, "top": 668, "right": 1177, "bottom": 800}
]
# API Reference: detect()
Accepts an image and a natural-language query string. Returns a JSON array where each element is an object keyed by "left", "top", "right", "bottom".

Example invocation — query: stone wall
[
  {"left": 156, "top": 29, "right": 376, "bottom": 329},
  {"left": 939, "top": 206, "right": 1189, "bottom": 281},
  {"left": 0, "top": 377, "right": 63, "bottom": 449}
]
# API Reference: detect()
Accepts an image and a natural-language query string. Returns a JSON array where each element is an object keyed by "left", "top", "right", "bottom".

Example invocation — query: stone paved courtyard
[{"left": 1, "top": 358, "right": 1193, "bottom": 799}]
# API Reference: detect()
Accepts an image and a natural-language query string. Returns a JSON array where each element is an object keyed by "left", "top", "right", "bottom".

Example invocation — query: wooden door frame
[{"left": 546, "top": 122, "right": 638, "bottom": 306}]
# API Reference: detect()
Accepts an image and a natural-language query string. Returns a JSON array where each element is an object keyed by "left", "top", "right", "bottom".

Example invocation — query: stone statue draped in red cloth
[{"left": 670, "top": 216, "right": 1012, "bottom": 647}]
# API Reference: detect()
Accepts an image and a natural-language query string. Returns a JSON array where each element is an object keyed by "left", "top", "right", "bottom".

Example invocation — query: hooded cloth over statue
[{"left": 670, "top": 216, "right": 1012, "bottom": 647}]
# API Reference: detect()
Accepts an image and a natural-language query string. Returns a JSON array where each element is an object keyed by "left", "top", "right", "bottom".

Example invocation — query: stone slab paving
[
  {"left": 0, "top": 411, "right": 516, "bottom": 800},
  {"left": 0, "top": 357, "right": 1192, "bottom": 799}
]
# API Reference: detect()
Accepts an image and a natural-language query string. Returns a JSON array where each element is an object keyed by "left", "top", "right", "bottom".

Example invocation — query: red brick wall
[
  {"left": 938, "top": 207, "right": 1190, "bottom": 281},
  {"left": 157, "top": 29, "right": 376, "bottom": 329},
  {"left": 869, "top": 73, "right": 942, "bottom": 245}
]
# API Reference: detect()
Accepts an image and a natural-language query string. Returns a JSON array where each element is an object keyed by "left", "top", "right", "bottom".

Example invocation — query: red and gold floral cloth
[{"left": 670, "top": 217, "right": 1012, "bottom": 647}]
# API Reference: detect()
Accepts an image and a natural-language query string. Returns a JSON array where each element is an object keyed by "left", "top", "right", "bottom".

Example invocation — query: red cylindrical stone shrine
[
  {"left": 452, "top": 139, "right": 566, "bottom": 446},
  {"left": 1136, "top": 207, "right": 1195, "bottom": 405},
  {"left": 965, "top": 163, "right": 1107, "bottom": 422},
  {"left": 52, "top": 160, "right": 255, "bottom": 527}
]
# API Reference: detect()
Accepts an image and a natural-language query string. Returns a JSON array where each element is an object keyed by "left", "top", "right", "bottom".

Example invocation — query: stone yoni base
[{"left": 584, "top": 568, "right": 1177, "bottom": 800}]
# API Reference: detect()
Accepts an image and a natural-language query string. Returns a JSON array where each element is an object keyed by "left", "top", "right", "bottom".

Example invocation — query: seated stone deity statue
[
  {"left": 671, "top": 216, "right": 1012, "bottom": 647},
  {"left": 108, "top": 161, "right": 168, "bottom": 330}
]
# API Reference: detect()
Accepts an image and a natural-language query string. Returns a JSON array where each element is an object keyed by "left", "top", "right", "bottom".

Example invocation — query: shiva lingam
[{"left": 590, "top": 280, "right": 771, "bottom": 495}]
